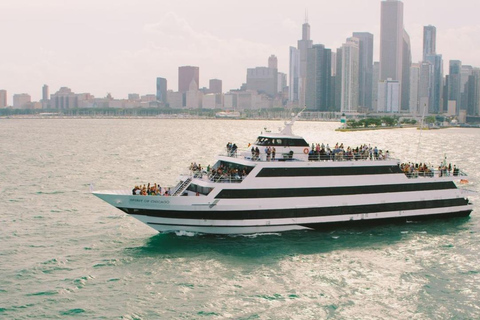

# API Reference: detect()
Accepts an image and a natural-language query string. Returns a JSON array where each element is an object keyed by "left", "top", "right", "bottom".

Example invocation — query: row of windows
[{"left": 255, "top": 136, "right": 309, "bottom": 147}]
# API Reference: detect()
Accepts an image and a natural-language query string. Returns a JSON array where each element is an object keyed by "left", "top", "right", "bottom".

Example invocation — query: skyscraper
[
  {"left": 42, "top": 85, "right": 49, "bottom": 102},
  {"left": 409, "top": 63, "right": 420, "bottom": 114},
  {"left": 209, "top": 79, "right": 222, "bottom": 94},
  {"left": 289, "top": 46, "right": 300, "bottom": 102},
  {"left": 378, "top": 79, "right": 400, "bottom": 113},
  {"left": 246, "top": 67, "right": 277, "bottom": 98},
  {"left": 425, "top": 54, "right": 443, "bottom": 113},
  {"left": 0, "top": 90, "right": 6, "bottom": 108},
  {"left": 268, "top": 55, "right": 278, "bottom": 69},
  {"left": 178, "top": 66, "right": 199, "bottom": 93},
  {"left": 340, "top": 37, "right": 360, "bottom": 112},
  {"left": 306, "top": 44, "right": 332, "bottom": 111},
  {"left": 380, "top": 0, "right": 404, "bottom": 83},
  {"left": 352, "top": 32, "right": 374, "bottom": 110},
  {"left": 401, "top": 30, "right": 412, "bottom": 111},
  {"left": 297, "top": 16, "right": 313, "bottom": 107},
  {"left": 447, "top": 60, "right": 462, "bottom": 114},
  {"left": 156, "top": 77, "right": 167, "bottom": 103},
  {"left": 380, "top": 0, "right": 411, "bottom": 111},
  {"left": 423, "top": 25, "right": 436, "bottom": 61}
]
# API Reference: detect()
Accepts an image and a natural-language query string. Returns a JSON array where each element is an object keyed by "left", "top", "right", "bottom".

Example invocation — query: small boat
[{"left": 93, "top": 113, "right": 473, "bottom": 235}]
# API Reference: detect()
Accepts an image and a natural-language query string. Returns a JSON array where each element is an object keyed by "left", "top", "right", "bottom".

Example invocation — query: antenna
[{"left": 305, "top": 9, "right": 308, "bottom": 23}]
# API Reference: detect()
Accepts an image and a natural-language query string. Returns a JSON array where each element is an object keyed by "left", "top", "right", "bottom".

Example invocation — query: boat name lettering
[{"left": 129, "top": 198, "right": 170, "bottom": 204}]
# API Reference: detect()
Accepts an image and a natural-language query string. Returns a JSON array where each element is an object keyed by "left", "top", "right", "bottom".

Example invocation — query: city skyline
[{"left": 1, "top": 0, "right": 480, "bottom": 104}]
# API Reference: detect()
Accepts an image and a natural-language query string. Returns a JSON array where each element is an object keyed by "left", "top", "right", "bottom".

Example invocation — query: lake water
[{"left": 1, "top": 119, "right": 479, "bottom": 319}]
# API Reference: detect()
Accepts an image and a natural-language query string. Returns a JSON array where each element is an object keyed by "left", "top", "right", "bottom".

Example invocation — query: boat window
[
  {"left": 186, "top": 184, "right": 213, "bottom": 195},
  {"left": 284, "top": 138, "right": 309, "bottom": 147}
]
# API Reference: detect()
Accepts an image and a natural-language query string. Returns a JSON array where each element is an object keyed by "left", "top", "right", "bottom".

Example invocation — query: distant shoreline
[{"left": 0, "top": 115, "right": 339, "bottom": 122}]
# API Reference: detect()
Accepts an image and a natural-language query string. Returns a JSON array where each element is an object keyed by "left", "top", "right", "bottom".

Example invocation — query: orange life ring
[{"left": 303, "top": 148, "right": 309, "bottom": 154}]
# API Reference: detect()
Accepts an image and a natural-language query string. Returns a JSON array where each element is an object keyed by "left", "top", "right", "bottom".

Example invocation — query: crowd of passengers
[
  {"left": 132, "top": 183, "right": 171, "bottom": 196},
  {"left": 209, "top": 163, "right": 249, "bottom": 181},
  {"left": 401, "top": 162, "right": 461, "bottom": 177},
  {"left": 251, "top": 146, "right": 276, "bottom": 161},
  {"left": 308, "top": 143, "right": 389, "bottom": 161},
  {"left": 226, "top": 142, "right": 238, "bottom": 157}
]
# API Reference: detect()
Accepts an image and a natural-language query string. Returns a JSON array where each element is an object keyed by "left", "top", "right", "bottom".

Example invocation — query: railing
[
  {"left": 405, "top": 169, "right": 468, "bottom": 179},
  {"left": 171, "top": 177, "right": 192, "bottom": 196}
]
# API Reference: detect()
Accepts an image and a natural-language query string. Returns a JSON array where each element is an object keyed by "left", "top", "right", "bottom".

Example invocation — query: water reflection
[{"left": 127, "top": 216, "right": 472, "bottom": 261}]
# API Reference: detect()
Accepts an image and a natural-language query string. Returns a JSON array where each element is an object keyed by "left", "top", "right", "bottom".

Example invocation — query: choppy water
[{"left": 1, "top": 119, "right": 480, "bottom": 319}]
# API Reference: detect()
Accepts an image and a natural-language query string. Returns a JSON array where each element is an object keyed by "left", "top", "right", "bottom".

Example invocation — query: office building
[
  {"left": 377, "top": 79, "right": 400, "bottom": 113},
  {"left": 297, "top": 17, "right": 313, "bottom": 107},
  {"left": 209, "top": 79, "right": 222, "bottom": 94},
  {"left": 51, "top": 87, "right": 78, "bottom": 109},
  {"left": 409, "top": 63, "right": 420, "bottom": 114},
  {"left": 0, "top": 90, "right": 6, "bottom": 108},
  {"left": 340, "top": 37, "right": 360, "bottom": 112},
  {"left": 268, "top": 55, "right": 278, "bottom": 70},
  {"left": 401, "top": 30, "right": 412, "bottom": 111},
  {"left": 246, "top": 67, "right": 278, "bottom": 98},
  {"left": 13, "top": 93, "right": 32, "bottom": 109},
  {"left": 156, "top": 77, "right": 167, "bottom": 103},
  {"left": 380, "top": 0, "right": 411, "bottom": 109},
  {"left": 372, "top": 62, "right": 380, "bottom": 111},
  {"left": 306, "top": 44, "right": 332, "bottom": 111},
  {"left": 352, "top": 32, "right": 374, "bottom": 110},
  {"left": 425, "top": 54, "right": 443, "bottom": 113},
  {"left": 423, "top": 25, "right": 436, "bottom": 61},
  {"left": 447, "top": 60, "right": 462, "bottom": 114},
  {"left": 178, "top": 66, "right": 199, "bottom": 93},
  {"left": 288, "top": 46, "right": 300, "bottom": 103},
  {"left": 380, "top": 0, "right": 404, "bottom": 82}
]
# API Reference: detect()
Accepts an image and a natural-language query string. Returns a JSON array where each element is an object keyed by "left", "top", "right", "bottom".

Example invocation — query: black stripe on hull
[
  {"left": 215, "top": 181, "right": 457, "bottom": 199},
  {"left": 256, "top": 165, "right": 404, "bottom": 177},
  {"left": 119, "top": 198, "right": 470, "bottom": 220},
  {"left": 300, "top": 210, "right": 472, "bottom": 231},
  {"left": 144, "top": 210, "right": 472, "bottom": 230}
]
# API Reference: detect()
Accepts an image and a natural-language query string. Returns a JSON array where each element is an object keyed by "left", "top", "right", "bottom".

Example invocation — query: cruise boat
[{"left": 93, "top": 114, "right": 473, "bottom": 235}]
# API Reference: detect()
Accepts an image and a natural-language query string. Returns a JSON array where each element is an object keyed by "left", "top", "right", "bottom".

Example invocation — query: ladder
[{"left": 172, "top": 177, "right": 192, "bottom": 196}]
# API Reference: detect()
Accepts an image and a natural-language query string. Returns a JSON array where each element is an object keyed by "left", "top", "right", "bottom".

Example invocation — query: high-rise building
[
  {"left": 156, "top": 77, "right": 167, "bottom": 103},
  {"left": 423, "top": 25, "right": 436, "bottom": 61},
  {"left": 425, "top": 54, "right": 443, "bottom": 113},
  {"left": 288, "top": 46, "right": 300, "bottom": 103},
  {"left": 246, "top": 67, "right": 277, "bottom": 98},
  {"left": 401, "top": 30, "right": 412, "bottom": 111},
  {"left": 380, "top": 0, "right": 404, "bottom": 83},
  {"left": 268, "top": 55, "right": 278, "bottom": 69},
  {"left": 306, "top": 44, "right": 332, "bottom": 111},
  {"left": 372, "top": 62, "right": 380, "bottom": 111},
  {"left": 377, "top": 79, "right": 400, "bottom": 113},
  {"left": 277, "top": 72, "right": 287, "bottom": 94},
  {"left": 352, "top": 32, "right": 374, "bottom": 110},
  {"left": 297, "top": 17, "right": 313, "bottom": 107},
  {"left": 209, "top": 79, "right": 222, "bottom": 94},
  {"left": 42, "top": 85, "right": 49, "bottom": 102},
  {"left": 418, "top": 62, "right": 433, "bottom": 114},
  {"left": 178, "top": 66, "right": 199, "bottom": 93},
  {"left": 0, "top": 90, "right": 6, "bottom": 108},
  {"left": 409, "top": 63, "right": 420, "bottom": 114},
  {"left": 447, "top": 60, "right": 462, "bottom": 114},
  {"left": 13, "top": 93, "right": 31, "bottom": 109},
  {"left": 51, "top": 87, "right": 78, "bottom": 109},
  {"left": 334, "top": 47, "right": 343, "bottom": 111},
  {"left": 380, "top": 0, "right": 410, "bottom": 111},
  {"left": 340, "top": 37, "right": 360, "bottom": 112}
]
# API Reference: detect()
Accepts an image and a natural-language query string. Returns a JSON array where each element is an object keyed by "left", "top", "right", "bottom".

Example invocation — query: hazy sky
[{"left": 1, "top": 0, "right": 479, "bottom": 103}]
